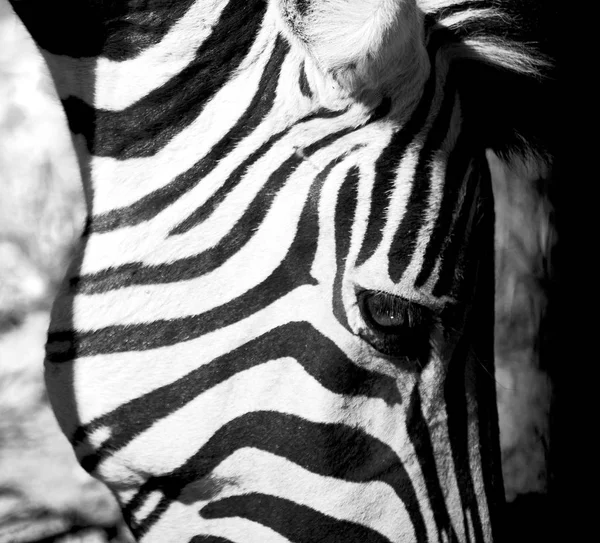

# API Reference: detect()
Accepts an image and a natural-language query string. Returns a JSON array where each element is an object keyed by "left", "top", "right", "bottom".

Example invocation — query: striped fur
[{"left": 10, "top": 0, "right": 553, "bottom": 541}]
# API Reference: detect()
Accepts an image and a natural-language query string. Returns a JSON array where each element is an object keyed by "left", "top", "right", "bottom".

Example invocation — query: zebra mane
[
  {"left": 423, "top": 0, "right": 555, "bottom": 163},
  {"left": 423, "top": 0, "right": 551, "bottom": 75},
  {"left": 277, "top": 1, "right": 555, "bottom": 163}
]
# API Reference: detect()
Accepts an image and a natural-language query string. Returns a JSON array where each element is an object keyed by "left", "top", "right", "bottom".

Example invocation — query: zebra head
[{"left": 9, "top": 0, "right": 553, "bottom": 541}]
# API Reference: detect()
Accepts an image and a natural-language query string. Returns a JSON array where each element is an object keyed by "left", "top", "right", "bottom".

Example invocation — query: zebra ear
[
  {"left": 486, "top": 148, "right": 555, "bottom": 367},
  {"left": 275, "top": 0, "right": 428, "bottom": 98}
]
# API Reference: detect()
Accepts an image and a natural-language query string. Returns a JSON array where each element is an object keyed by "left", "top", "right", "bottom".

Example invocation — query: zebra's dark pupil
[
  {"left": 358, "top": 290, "right": 436, "bottom": 360},
  {"left": 361, "top": 291, "right": 429, "bottom": 330}
]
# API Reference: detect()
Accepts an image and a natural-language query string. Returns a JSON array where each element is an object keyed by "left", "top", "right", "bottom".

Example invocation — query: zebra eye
[{"left": 357, "top": 291, "right": 434, "bottom": 360}]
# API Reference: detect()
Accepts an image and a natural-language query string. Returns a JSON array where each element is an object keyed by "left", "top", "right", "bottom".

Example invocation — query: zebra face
[
  {"left": 30, "top": 0, "right": 530, "bottom": 540},
  {"left": 56, "top": 90, "right": 492, "bottom": 537}
]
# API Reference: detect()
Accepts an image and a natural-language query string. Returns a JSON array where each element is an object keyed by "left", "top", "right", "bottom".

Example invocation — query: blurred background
[
  {"left": 0, "top": 0, "right": 554, "bottom": 541},
  {"left": 0, "top": 1, "right": 133, "bottom": 540}
]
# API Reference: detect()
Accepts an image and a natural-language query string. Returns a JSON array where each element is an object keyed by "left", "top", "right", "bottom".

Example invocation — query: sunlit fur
[
  {"left": 277, "top": 0, "right": 429, "bottom": 104},
  {"left": 7, "top": 0, "right": 554, "bottom": 541}
]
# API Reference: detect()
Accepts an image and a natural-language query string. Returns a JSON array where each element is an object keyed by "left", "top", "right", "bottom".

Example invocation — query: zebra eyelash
[{"left": 356, "top": 290, "right": 445, "bottom": 363}]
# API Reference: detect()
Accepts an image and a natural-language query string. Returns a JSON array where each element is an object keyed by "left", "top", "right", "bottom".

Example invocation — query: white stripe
[
  {"left": 95, "top": 358, "right": 410, "bottom": 481},
  {"left": 89, "top": 18, "right": 276, "bottom": 215},
  {"left": 351, "top": 143, "right": 423, "bottom": 296},
  {"left": 465, "top": 373, "right": 493, "bottom": 542},
  {"left": 417, "top": 358, "right": 467, "bottom": 542},
  {"left": 69, "top": 283, "right": 401, "bottom": 424},
  {"left": 77, "top": 105, "right": 354, "bottom": 276},
  {"left": 94, "top": 0, "right": 231, "bottom": 110},
  {"left": 74, "top": 139, "right": 327, "bottom": 329},
  {"left": 91, "top": 357, "right": 438, "bottom": 540},
  {"left": 134, "top": 490, "right": 164, "bottom": 527},
  {"left": 74, "top": 120, "right": 386, "bottom": 330},
  {"left": 400, "top": 97, "right": 461, "bottom": 290},
  {"left": 162, "top": 447, "right": 417, "bottom": 543},
  {"left": 43, "top": 0, "right": 230, "bottom": 107},
  {"left": 147, "top": 504, "right": 293, "bottom": 543},
  {"left": 310, "top": 150, "right": 362, "bottom": 286}
]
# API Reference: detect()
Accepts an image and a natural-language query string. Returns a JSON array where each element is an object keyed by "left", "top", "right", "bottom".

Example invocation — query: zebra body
[{"left": 9, "top": 0, "right": 552, "bottom": 541}]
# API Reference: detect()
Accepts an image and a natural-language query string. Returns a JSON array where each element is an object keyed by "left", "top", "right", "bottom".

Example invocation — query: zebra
[{"left": 8, "top": 0, "right": 554, "bottom": 541}]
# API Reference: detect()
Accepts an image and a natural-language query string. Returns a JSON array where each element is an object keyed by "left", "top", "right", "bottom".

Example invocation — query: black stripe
[
  {"left": 332, "top": 166, "right": 360, "bottom": 329},
  {"left": 201, "top": 494, "right": 394, "bottom": 543},
  {"left": 444, "top": 331, "right": 486, "bottom": 542},
  {"left": 73, "top": 124, "right": 353, "bottom": 295},
  {"left": 354, "top": 44, "right": 438, "bottom": 268},
  {"left": 75, "top": 321, "right": 403, "bottom": 473},
  {"left": 414, "top": 128, "right": 472, "bottom": 288},
  {"left": 295, "top": 0, "right": 312, "bottom": 17},
  {"left": 90, "top": 35, "right": 289, "bottom": 233},
  {"left": 48, "top": 216, "right": 316, "bottom": 360},
  {"left": 387, "top": 79, "right": 458, "bottom": 284},
  {"left": 189, "top": 536, "right": 234, "bottom": 543},
  {"left": 46, "top": 153, "right": 343, "bottom": 361},
  {"left": 353, "top": 17, "right": 466, "bottom": 269},
  {"left": 299, "top": 61, "right": 313, "bottom": 98},
  {"left": 468, "top": 168, "right": 505, "bottom": 542},
  {"left": 432, "top": 154, "right": 486, "bottom": 298},
  {"left": 368, "top": 96, "right": 393, "bottom": 124},
  {"left": 168, "top": 107, "right": 345, "bottom": 236},
  {"left": 128, "top": 412, "right": 426, "bottom": 541},
  {"left": 9, "top": 0, "right": 195, "bottom": 59},
  {"left": 406, "top": 388, "right": 459, "bottom": 543},
  {"left": 166, "top": 129, "right": 289, "bottom": 235},
  {"left": 63, "top": 0, "right": 268, "bottom": 158}
]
